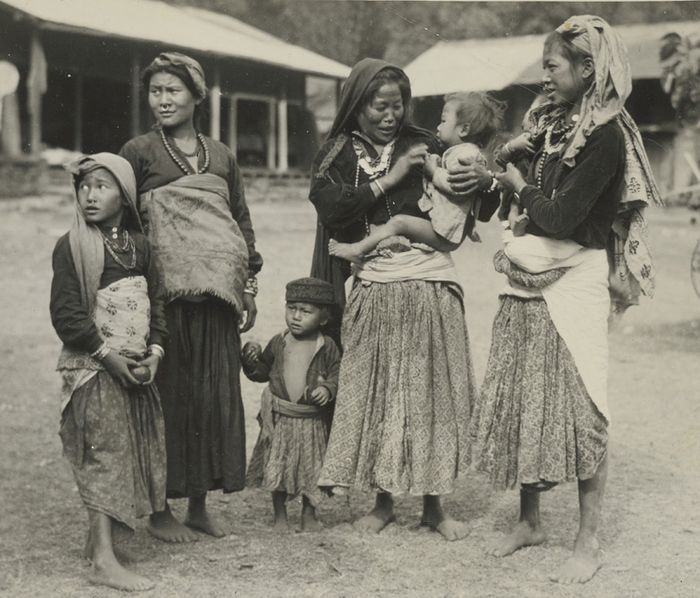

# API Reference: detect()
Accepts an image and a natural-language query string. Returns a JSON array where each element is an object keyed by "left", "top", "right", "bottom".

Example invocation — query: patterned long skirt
[
  {"left": 247, "top": 412, "right": 329, "bottom": 507},
  {"left": 467, "top": 296, "right": 608, "bottom": 491},
  {"left": 60, "top": 371, "right": 167, "bottom": 529},
  {"left": 318, "top": 279, "right": 476, "bottom": 496},
  {"left": 156, "top": 297, "right": 246, "bottom": 498}
]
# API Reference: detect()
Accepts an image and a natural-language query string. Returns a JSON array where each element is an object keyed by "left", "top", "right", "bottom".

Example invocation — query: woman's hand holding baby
[{"left": 496, "top": 163, "right": 528, "bottom": 197}]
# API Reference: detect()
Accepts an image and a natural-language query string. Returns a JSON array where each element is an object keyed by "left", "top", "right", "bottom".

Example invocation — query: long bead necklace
[
  {"left": 101, "top": 228, "right": 137, "bottom": 270},
  {"left": 536, "top": 121, "right": 576, "bottom": 190},
  {"left": 352, "top": 136, "right": 395, "bottom": 235},
  {"left": 159, "top": 128, "right": 210, "bottom": 175}
]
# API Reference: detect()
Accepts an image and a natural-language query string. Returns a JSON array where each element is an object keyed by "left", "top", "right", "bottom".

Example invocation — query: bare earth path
[{"left": 1, "top": 191, "right": 699, "bottom": 597}]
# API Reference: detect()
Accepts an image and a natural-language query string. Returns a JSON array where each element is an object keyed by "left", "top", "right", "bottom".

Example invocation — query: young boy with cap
[{"left": 242, "top": 277, "right": 341, "bottom": 532}]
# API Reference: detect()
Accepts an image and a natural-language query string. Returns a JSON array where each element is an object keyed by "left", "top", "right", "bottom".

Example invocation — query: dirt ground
[{"left": 1, "top": 187, "right": 699, "bottom": 598}]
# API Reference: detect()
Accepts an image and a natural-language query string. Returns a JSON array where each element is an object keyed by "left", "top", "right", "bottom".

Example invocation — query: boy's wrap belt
[{"left": 258, "top": 386, "right": 322, "bottom": 444}]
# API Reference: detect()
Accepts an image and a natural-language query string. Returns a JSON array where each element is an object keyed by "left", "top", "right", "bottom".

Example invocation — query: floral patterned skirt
[
  {"left": 246, "top": 411, "right": 329, "bottom": 507},
  {"left": 467, "top": 296, "right": 608, "bottom": 491},
  {"left": 59, "top": 371, "right": 167, "bottom": 529},
  {"left": 318, "top": 279, "right": 476, "bottom": 496}
]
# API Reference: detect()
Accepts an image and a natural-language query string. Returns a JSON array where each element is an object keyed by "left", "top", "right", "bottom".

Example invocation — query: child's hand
[
  {"left": 507, "top": 132, "right": 535, "bottom": 156},
  {"left": 308, "top": 386, "right": 331, "bottom": 406},
  {"left": 138, "top": 354, "right": 161, "bottom": 385},
  {"left": 242, "top": 341, "right": 262, "bottom": 369},
  {"left": 102, "top": 351, "right": 140, "bottom": 387},
  {"left": 424, "top": 153, "right": 441, "bottom": 179}
]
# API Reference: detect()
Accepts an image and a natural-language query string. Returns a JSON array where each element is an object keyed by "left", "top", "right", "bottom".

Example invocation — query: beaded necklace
[
  {"left": 351, "top": 134, "right": 396, "bottom": 235},
  {"left": 535, "top": 119, "right": 577, "bottom": 190},
  {"left": 100, "top": 227, "right": 137, "bottom": 270},
  {"left": 159, "top": 128, "right": 210, "bottom": 175}
]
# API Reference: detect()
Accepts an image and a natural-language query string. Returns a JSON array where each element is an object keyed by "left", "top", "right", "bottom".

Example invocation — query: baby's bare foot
[
  {"left": 487, "top": 520, "right": 546, "bottom": 557},
  {"left": 511, "top": 210, "right": 530, "bottom": 237},
  {"left": 329, "top": 239, "right": 365, "bottom": 263},
  {"left": 89, "top": 557, "right": 154, "bottom": 592},
  {"left": 184, "top": 509, "right": 226, "bottom": 538},
  {"left": 550, "top": 533, "right": 601, "bottom": 584},
  {"left": 147, "top": 508, "right": 199, "bottom": 543}
]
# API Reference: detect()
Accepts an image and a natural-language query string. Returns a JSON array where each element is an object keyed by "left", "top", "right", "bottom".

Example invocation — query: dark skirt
[
  {"left": 60, "top": 371, "right": 167, "bottom": 529},
  {"left": 318, "top": 279, "right": 477, "bottom": 496},
  {"left": 467, "top": 296, "right": 608, "bottom": 491},
  {"left": 157, "top": 297, "right": 246, "bottom": 498}
]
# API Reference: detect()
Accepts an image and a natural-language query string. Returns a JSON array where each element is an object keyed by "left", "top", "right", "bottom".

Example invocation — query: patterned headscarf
[
  {"left": 528, "top": 16, "right": 662, "bottom": 313},
  {"left": 63, "top": 153, "right": 140, "bottom": 313},
  {"left": 147, "top": 52, "right": 207, "bottom": 101},
  {"left": 553, "top": 15, "right": 632, "bottom": 167}
]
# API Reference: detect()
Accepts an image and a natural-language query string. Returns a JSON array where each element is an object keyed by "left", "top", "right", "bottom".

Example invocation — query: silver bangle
[
  {"left": 147, "top": 344, "right": 165, "bottom": 359},
  {"left": 374, "top": 179, "right": 386, "bottom": 197},
  {"left": 244, "top": 276, "right": 258, "bottom": 297},
  {"left": 90, "top": 342, "right": 110, "bottom": 361}
]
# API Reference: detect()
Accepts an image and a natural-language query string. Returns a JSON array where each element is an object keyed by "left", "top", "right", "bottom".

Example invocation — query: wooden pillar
[
  {"left": 73, "top": 73, "right": 83, "bottom": 152},
  {"left": 209, "top": 67, "right": 221, "bottom": 141},
  {"left": 267, "top": 100, "right": 276, "bottom": 170},
  {"left": 130, "top": 52, "right": 140, "bottom": 138},
  {"left": 277, "top": 90, "right": 288, "bottom": 172},
  {"left": 228, "top": 97, "right": 237, "bottom": 154},
  {"left": 27, "top": 28, "right": 47, "bottom": 156}
]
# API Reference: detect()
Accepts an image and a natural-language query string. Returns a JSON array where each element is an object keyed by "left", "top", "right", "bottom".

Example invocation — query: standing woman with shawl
[
  {"left": 468, "top": 16, "right": 660, "bottom": 583},
  {"left": 120, "top": 53, "right": 263, "bottom": 542},
  {"left": 310, "top": 59, "right": 500, "bottom": 539}
]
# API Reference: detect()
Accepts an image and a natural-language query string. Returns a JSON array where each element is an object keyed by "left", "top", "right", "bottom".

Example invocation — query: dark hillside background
[{"left": 160, "top": 1, "right": 700, "bottom": 67}]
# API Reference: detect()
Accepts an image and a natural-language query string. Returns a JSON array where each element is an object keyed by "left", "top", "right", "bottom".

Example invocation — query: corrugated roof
[
  {"left": 405, "top": 20, "right": 700, "bottom": 97},
  {"left": 0, "top": 0, "right": 350, "bottom": 79}
]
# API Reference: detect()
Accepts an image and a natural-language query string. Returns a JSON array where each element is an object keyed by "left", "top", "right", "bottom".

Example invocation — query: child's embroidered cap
[{"left": 285, "top": 277, "right": 335, "bottom": 306}]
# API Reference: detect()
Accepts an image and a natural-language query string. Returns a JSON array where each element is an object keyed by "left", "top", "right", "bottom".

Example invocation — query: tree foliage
[{"left": 162, "top": 0, "right": 700, "bottom": 67}]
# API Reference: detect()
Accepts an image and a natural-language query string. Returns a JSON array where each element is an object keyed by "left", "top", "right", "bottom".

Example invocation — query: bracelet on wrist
[
  {"left": 244, "top": 276, "right": 258, "bottom": 297},
  {"left": 90, "top": 342, "right": 110, "bottom": 361},
  {"left": 374, "top": 179, "right": 386, "bottom": 197},
  {"left": 487, "top": 171, "right": 499, "bottom": 192},
  {"left": 147, "top": 344, "right": 165, "bottom": 359}
]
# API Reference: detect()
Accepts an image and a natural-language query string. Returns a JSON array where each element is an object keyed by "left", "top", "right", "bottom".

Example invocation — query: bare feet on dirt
[
  {"left": 421, "top": 516, "right": 470, "bottom": 541},
  {"left": 549, "top": 533, "right": 601, "bottom": 584},
  {"left": 354, "top": 494, "right": 395, "bottom": 534},
  {"left": 84, "top": 530, "right": 140, "bottom": 563},
  {"left": 184, "top": 509, "right": 226, "bottom": 538},
  {"left": 89, "top": 554, "right": 154, "bottom": 592},
  {"left": 147, "top": 506, "right": 199, "bottom": 543},
  {"left": 328, "top": 239, "right": 364, "bottom": 263},
  {"left": 301, "top": 500, "right": 322, "bottom": 532},
  {"left": 487, "top": 520, "right": 546, "bottom": 557}
]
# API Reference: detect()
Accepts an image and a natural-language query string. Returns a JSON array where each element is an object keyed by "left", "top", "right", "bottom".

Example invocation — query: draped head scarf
[
  {"left": 144, "top": 52, "right": 207, "bottom": 101},
  {"left": 63, "top": 153, "right": 140, "bottom": 314},
  {"left": 527, "top": 16, "right": 662, "bottom": 314}
]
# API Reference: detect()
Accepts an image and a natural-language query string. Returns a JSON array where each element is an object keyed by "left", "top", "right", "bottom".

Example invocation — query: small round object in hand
[{"left": 130, "top": 364, "right": 151, "bottom": 383}]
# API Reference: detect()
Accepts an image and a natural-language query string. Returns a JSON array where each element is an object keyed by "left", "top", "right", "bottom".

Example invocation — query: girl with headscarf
[
  {"left": 310, "top": 58, "right": 500, "bottom": 540},
  {"left": 120, "top": 52, "right": 263, "bottom": 542},
  {"left": 467, "top": 16, "right": 660, "bottom": 584},
  {"left": 50, "top": 153, "right": 167, "bottom": 591}
]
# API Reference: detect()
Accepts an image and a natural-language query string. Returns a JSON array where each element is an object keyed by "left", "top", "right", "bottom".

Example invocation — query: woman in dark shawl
[{"left": 310, "top": 58, "right": 499, "bottom": 540}]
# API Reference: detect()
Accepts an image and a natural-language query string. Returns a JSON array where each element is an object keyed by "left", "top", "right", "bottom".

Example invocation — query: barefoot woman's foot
[
  {"left": 354, "top": 493, "right": 395, "bottom": 534},
  {"left": 89, "top": 555, "right": 154, "bottom": 592},
  {"left": 272, "top": 516, "right": 291, "bottom": 534},
  {"left": 184, "top": 509, "right": 226, "bottom": 538},
  {"left": 421, "top": 516, "right": 470, "bottom": 541},
  {"left": 328, "top": 239, "right": 365, "bottom": 264},
  {"left": 147, "top": 506, "right": 199, "bottom": 543},
  {"left": 421, "top": 495, "right": 469, "bottom": 541},
  {"left": 549, "top": 533, "right": 601, "bottom": 584},
  {"left": 487, "top": 520, "right": 546, "bottom": 557}
]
